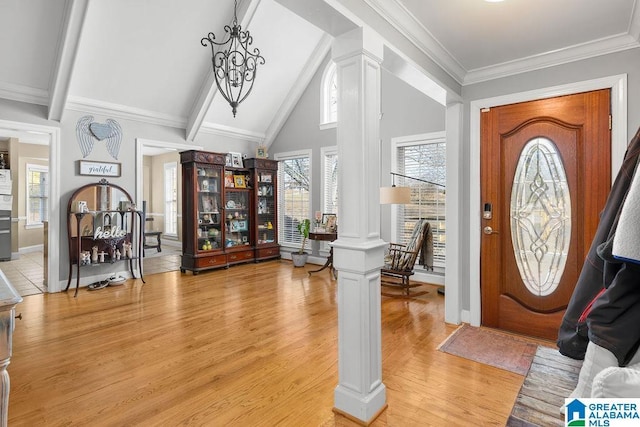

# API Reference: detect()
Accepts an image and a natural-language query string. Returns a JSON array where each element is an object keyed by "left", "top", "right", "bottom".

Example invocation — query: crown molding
[
  {"left": 366, "top": 0, "right": 640, "bottom": 86},
  {"left": 464, "top": 33, "right": 640, "bottom": 85},
  {"left": 0, "top": 82, "right": 48, "bottom": 106},
  {"left": 66, "top": 96, "right": 186, "bottom": 128},
  {"left": 362, "top": 0, "right": 466, "bottom": 84},
  {"left": 199, "top": 122, "right": 265, "bottom": 144}
]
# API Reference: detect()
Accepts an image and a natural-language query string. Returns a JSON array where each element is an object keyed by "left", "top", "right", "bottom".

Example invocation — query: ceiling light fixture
[{"left": 201, "top": 0, "right": 265, "bottom": 117}]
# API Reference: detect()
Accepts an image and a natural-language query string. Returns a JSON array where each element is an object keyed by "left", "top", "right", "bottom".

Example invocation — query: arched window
[{"left": 320, "top": 61, "right": 337, "bottom": 129}]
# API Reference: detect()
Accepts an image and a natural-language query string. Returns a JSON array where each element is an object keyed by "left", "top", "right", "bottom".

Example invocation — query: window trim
[
  {"left": 163, "top": 161, "right": 178, "bottom": 237},
  {"left": 25, "top": 163, "right": 49, "bottom": 228},
  {"left": 275, "top": 149, "right": 313, "bottom": 250},
  {"left": 319, "top": 61, "right": 337, "bottom": 129}
]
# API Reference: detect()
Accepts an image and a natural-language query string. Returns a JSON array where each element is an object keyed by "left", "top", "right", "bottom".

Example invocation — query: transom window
[{"left": 320, "top": 61, "right": 337, "bottom": 128}]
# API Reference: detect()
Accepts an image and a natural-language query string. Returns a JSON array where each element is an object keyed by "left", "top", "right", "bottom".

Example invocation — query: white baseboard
[{"left": 19, "top": 244, "right": 44, "bottom": 254}]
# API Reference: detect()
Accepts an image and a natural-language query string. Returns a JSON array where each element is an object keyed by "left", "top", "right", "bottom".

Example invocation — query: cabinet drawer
[
  {"left": 257, "top": 247, "right": 279, "bottom": 259},
  {"left": 194, "top": 254, "right": 226, "bottom": 268},
  {"left": 226, "top": 250, "right": 254, "bottom": 263}
]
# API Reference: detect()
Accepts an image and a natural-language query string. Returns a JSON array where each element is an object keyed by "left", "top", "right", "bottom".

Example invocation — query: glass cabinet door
[
  {"left": 196, "top": 164, "right": 222, "bottom": 252},
  {"left": 256, "top": 170, "right": 276, "bottom": 245},
  {"left": 224, "top": 189, "right": 251, "bottom": 248}
]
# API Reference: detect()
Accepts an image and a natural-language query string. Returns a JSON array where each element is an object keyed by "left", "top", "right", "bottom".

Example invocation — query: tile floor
[
  {"left": 0, "top": 243, "right": 183, "bottom": 298},
  {"left": 0, "top": 251, "right": 46, "bottom": 297}
]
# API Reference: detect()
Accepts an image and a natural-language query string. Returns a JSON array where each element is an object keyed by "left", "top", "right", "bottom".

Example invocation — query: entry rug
[{"left": 437, "top": 324, "right": 538, "bottom": 375}]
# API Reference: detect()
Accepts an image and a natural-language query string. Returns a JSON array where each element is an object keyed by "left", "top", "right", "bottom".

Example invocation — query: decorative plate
[{"left": 226, "top": 200, "right": 236, "bottom": 209}]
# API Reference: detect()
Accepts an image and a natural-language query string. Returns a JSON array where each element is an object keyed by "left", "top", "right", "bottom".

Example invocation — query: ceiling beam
[
  {"left": 185, "top": 0, "right": 262, "bottom": 142},
  {"left": 47, "top": 0, "right": 90, "bottom": 122}
]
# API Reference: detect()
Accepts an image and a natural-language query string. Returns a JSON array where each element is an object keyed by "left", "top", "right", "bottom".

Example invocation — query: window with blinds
[
  {"left": 395, "top": 140, "right": 446, "bottom": 268},
  {"left": 322, "top": 147, "right": 338, "bottom": 215},
  {"left": 277, "top": 152, "right": 311, "bottom": 247},
  {"left": 164, "top": 162, "right": 178, "bottom": 236},
  {"left": 26, "top": 164, "right": 48, "bottom": 226}
]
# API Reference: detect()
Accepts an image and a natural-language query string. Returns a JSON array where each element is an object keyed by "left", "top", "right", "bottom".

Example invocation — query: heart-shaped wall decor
[{"left": 89, "top": 122, "right": 115, "bottom": 140}]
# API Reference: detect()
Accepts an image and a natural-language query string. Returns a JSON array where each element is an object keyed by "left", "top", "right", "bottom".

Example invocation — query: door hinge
[
  {"left": 609, "top": 114, "right": 612, "bottom": 130},
  {"left": 481, "top": 108, "right": 490, "bottom": 113}
]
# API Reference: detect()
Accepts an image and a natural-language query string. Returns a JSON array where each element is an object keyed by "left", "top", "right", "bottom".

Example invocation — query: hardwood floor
[{"left": 9, "top": 261, "right": 532, "bottom": 426}]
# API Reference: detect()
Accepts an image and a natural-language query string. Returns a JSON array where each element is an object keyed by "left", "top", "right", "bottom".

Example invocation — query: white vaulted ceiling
[{"left": 0, "top": 0, "right": 638, "bottom": 145}]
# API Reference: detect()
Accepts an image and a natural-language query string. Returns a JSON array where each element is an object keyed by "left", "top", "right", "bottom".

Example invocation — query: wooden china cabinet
[
  {"left": 181, "top": 151, "right": 280, "bottom": 274},
  {"left": 244, "top": 158, "right": 280, "bottom": 261},
  {"left": 180, "top": 150, "right": 227, "bottom": 273}
]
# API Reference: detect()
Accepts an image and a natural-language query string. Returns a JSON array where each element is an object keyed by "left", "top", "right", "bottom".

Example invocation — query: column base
[{"left": 334, "top": 383, "right": 387, "bottom": 425}]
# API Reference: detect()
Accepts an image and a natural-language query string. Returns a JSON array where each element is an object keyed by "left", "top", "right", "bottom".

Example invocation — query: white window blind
[
  {"left": 164, "top": 162, "right": 178, "bottom": 236},
  {"left": 396, "top": 141, "right": 446, "bottom": 268},
  {"left": 322, "top": 147, "right": 338, "bottom": 216},
  {"left": 277, "top": 153, "right": 311, "bottom": 247},
  {"left": 26, "top": 164, "right": 48, "bottom": 226}
]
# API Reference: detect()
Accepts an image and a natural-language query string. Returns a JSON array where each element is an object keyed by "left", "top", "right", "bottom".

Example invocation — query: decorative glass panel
[{"left": 510, "top": 137, "right": 571, "bottom": 296}]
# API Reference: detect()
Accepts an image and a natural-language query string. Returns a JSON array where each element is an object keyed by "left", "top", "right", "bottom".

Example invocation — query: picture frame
[
  {"left": 224, "top": 171, "right": 234, "bottom": 188},
  {"left": 233, "top": 175, "right": 246, "bottom": 188},
  {"left": 225, "top": 153, "right": 233, "bottom": 167},
  {"left": 260, "top": 173, "right": 272, "bottom": 183},
  {"left": 322, "top": 213, "right": 337, "bottom": 233},
  {"left": 78, "top": 160, "right": 121, "bottom": 177},
  {"left": 256, "top": 145, "right": 268, "bottom": 159},
  {"left": 230, "top": 219, "right": 248, "bottom": 232},
  {"left": 230, "top": 152, "right": 243, "bottom": 168},
  {"left": 201, "top": 196, "right": 213, "bottom": 212}
]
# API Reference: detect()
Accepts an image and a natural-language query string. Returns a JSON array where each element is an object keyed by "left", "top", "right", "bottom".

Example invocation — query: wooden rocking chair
[{"left": 381, "top": 220, "right": 431, "bottom": 297}]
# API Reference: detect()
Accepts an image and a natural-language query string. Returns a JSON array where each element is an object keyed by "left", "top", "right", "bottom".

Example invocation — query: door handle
[{"left": 483, "top": 226, "right": 499, "bottom": 235}]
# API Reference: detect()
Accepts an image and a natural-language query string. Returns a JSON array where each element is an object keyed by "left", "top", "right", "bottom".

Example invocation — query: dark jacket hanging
[{"left": 557, "top": 127, "right": 640, "bottom": 364}]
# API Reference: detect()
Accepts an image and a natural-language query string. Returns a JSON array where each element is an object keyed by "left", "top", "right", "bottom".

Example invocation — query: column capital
[{"left": 331, "top": 27, "right": 384, "bottom": 64}]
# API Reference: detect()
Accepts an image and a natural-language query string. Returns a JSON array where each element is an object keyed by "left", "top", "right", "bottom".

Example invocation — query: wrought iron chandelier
[{"left": 201, "top": 0, "right": 265, "bottom": 117}]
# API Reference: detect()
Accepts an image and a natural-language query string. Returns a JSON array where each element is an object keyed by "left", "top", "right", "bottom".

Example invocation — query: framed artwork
[
  {"left": 78, "top": 160, "right": 121, "bottom": 177},
  {"left": 224, "top": 171, "right": 234, "bottom": 187},
  {"left": 230, "top": 152, "right": 243, "bottom": 168},
  {"left": 256, "top": 145, "right": 268, "bottom": 158},
  {"left": 225, "top": 153, "right": 233, "bottom": 167},
  {"left": 322, "top": 213, "right": 337, "bottom": 233},
  {"left": 233, "top": 175, "right": 246, "bottom": 188}
]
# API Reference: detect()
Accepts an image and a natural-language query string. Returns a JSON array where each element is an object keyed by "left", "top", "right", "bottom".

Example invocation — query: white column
[
  {"left": 331, "top": 27, "right": 388, "bottom": 423},
  {"left": 444, "top": 100, "right": 464, "bottom": 325}
]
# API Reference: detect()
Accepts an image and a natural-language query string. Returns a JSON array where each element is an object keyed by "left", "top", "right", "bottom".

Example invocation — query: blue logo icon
[{"left": 566, "top": 399, "right": 586, "bottom": 426}]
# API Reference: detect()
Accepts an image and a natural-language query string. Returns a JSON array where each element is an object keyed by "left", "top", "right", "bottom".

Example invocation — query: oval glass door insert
[{"left": 510, "top": 137, "right": 571, "bottom": 296}]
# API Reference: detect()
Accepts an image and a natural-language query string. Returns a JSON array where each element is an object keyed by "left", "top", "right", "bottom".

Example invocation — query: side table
[{"left": 308, "top": 231, "right": 337, "bottom": 279}]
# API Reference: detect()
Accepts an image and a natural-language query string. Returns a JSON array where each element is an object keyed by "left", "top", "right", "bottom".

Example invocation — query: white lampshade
[{"left": 380, "top": 186, "right": 411, "bottom": 204}]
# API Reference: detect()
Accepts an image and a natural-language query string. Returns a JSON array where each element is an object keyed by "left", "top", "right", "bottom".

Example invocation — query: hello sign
[{"left": 94, "top": 225, "right": 127, "bottom": 239}]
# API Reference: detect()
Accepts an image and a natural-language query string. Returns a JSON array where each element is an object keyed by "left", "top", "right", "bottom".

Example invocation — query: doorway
[
  {"left": 135, "top": 139, "right": 202, "bottom": 274},
  {"left": 480, "top": 90, "right": 611, "bottom": 340}
]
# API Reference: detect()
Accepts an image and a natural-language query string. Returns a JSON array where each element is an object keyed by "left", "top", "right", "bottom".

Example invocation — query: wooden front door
[{"left": 480, "top": 90, "right": 611, "bottom": 340}]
